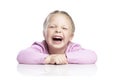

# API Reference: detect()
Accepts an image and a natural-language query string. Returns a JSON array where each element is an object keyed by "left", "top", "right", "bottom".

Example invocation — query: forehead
[{"left": 48, "top": 13, "right": 71, "bottom": 23}]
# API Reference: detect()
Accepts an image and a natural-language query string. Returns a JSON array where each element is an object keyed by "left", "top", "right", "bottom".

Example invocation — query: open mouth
[
  {"left": 52, "top": 36, "right": 63, "bottom": 42},
  {"left": 53, "top": 37, "right": 62, "bottom": 41}
]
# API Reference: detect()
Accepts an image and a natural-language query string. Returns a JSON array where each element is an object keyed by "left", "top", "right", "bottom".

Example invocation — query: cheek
[
  {"left": 65, "top": 33, "right": 71, "bottom": 39},
  {"left": 45, "top": 29, "right": 53, "bottom": 38},
  {"left": 43, "top": 30, "right": 49, "bottom": 39},
  {"left": 65, "top": 33, "right": 73, "bottom": 40}
]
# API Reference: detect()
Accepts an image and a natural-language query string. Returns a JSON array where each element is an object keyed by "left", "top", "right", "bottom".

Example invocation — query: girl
[{"left": 17, "top": 10, "right": 97, "bottom": 65}]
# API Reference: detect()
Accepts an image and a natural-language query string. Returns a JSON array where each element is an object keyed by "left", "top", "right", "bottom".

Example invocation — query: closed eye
[
  {"left": 49, "top": 25, "right": 56, "bottom": 28},
  {"left": 62, "top": 27, "right": 68, "bottom": 30}
]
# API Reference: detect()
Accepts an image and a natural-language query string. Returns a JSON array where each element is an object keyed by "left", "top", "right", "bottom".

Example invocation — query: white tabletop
[{"left": 17, "top": 64, "right": 97, "bottom": 76}]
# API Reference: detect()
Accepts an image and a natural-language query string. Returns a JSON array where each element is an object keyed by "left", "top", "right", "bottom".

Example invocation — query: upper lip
[{"left": 52, "top": 35, "right": 63, "bottom": 39}]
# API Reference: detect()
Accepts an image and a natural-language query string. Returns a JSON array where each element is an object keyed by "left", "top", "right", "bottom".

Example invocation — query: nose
[{"left": 55, "top": 27, "right": 61, "bottom": 33}]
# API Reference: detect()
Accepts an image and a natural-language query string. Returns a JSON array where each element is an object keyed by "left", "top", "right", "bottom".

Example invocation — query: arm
[
  {"left": 66, "top": 44, "right": 97, "bottom": 64},
  {"left": 17, "top": 45, "right": 49, "bottom": 64}
]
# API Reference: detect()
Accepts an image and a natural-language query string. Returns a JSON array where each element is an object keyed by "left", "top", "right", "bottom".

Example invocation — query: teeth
[{"left": 54, "top": 37, "right": 62, "bottom": 38}]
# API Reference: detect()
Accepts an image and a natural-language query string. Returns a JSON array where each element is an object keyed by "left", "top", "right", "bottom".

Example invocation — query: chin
[{"left": 52, "top": 44, "right": 65, "bottom": 49}]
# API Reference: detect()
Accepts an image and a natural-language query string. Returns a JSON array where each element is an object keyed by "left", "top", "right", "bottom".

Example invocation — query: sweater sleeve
[
  {"left": 17, "top": 43, "right": 49, "bottom": 64},
  {"left": 66, "top": 43, "right": 97, "bottom": 64}
]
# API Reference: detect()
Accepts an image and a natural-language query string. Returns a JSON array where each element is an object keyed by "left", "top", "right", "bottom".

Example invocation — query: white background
[{"left": 0, "top": 0, "right": 120, "bottom": 80}]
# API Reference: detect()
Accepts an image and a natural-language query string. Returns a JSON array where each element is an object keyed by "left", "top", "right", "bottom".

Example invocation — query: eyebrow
[{"left": 63, "top": 25, "right": 69, "bottom": 27}]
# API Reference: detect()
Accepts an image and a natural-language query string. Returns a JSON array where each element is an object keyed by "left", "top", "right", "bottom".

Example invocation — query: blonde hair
[{"left": 43, "top": 10, "right": 75, "bottom": 33}]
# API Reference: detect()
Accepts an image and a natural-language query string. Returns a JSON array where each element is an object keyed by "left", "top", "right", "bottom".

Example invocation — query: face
[{"left": 43, "top": 13, "right": 74, "bottom": 49}]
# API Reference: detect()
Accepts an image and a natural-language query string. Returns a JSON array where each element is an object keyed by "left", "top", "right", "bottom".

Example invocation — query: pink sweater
[{"left": 17, "top": 40, "right": 97, "bottom": 64}]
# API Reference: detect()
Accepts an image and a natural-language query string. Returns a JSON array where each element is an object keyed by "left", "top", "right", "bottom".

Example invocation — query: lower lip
[{"left": 52, "top": 40, "right": 62, "bottom": 44}]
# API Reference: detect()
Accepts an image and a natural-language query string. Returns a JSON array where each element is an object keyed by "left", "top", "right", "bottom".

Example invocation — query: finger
[
  {"left": 55, "top": 56, "right": 65, "bottom": 64},
  {"left": 57, "top": 55, "right": 66, "bottom": 64},
  {"left": 58, "top": 56, "right": 63, "bottom": 64},
  {"left": 49, "top": 57, "right": 56, "bottom": 64},
  {"left": 64, "top": 59, "right": 68, "bottom": 64},
  {"left": 55, "top": 57, "right": 60, "bottom": 64},
  {"left": 60, "top": 56, "right": 68, "bottom": 64},
  {"left": 44, "top": 56, "right": 50, "bottom": 64}
]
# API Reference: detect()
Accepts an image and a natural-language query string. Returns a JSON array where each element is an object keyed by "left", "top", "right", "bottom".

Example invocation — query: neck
[{"left": 48, "top": 46, "right": 67, "bottom": 54}]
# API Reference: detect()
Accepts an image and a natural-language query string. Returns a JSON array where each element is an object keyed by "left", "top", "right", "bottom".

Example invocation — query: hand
[
  {"left": 53, "top": 54, "right": 68, "bottom": 65},
  {"left": 45, "top": 54, "right": 68, "bottom": 65},
  {"left": 44, "top": 55, "right": 56, "bottom": 64}
]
